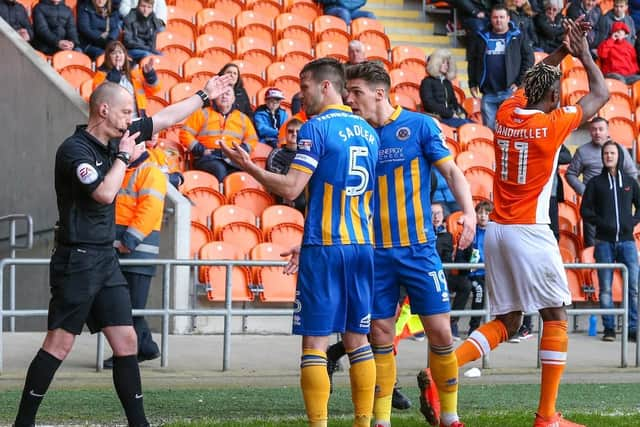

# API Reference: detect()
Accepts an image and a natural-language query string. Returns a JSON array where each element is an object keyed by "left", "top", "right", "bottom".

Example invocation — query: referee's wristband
[{"left": 196, "top": 90, "right": 210, "bottom": 108}]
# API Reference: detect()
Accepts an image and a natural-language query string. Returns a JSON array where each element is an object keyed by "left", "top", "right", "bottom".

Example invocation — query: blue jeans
[
  {"left": 595, "top": 240, "right": 639, "bottom": 332},
  {"left": 481, "top": 88, "right": 513, "bottom": 130},
  {"left": 127, "top": 48, "right": 157, "bottom": 63},
  {"left": 440, "top": 116, "right": 473, "bottom": 128},
  {"left": 323, "top": 6, "right": 375, "bottom": 24}
]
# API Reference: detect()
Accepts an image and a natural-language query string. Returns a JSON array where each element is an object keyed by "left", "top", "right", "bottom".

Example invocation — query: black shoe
[
  {"left": 103, "top": 356, "right": 114, "bottom": 369},
  {"left": 603, "top": 328, "right": 616, "bottom": 342},
  {"left": 327, "top": 357, "right": 340, "bottom": 394},
  {"left": 392, "top": 386, "right": 412, "bottom": 410},
  {"left": 137, "top": 351, "right": 160, "bottom": 363},
  {"left": 629, "top": 330, "right": 638, "bottom": 342}
]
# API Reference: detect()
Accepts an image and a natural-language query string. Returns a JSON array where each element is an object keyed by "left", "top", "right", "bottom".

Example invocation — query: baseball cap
[{"left": 265, "top": 88, "right": 286, "bottom": 100}]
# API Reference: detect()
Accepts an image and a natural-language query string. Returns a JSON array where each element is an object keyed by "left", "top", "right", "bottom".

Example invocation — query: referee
[{"left": 13, "top": 75, "right": 232, "bottom": 427}]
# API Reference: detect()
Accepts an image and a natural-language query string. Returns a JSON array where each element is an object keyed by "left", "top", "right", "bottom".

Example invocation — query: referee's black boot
[{"left": 137, "top": 351, "right": 160, "bottom": 363}]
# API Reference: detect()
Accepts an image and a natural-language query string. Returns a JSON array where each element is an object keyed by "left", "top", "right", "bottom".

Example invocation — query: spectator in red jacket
[{"left": 597, "top": 21, "right": 640, "bottom": 84}]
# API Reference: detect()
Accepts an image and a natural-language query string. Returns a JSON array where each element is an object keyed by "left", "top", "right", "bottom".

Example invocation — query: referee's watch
[
  {"left": 115, "top": 151, "right": 131, "bottom": 165},
  {"left": 196, "top": 89, "right": 210, "bottom": 108}
]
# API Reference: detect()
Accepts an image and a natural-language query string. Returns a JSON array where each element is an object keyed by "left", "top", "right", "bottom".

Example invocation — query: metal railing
[{"left": 1, "top": 257, "right": 637, "bottom": 373}]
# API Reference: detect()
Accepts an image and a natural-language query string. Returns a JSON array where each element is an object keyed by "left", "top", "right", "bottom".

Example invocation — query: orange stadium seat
[
  {"left": 80, "top": 78, "right": 93, "bottom": 101},
  {"left": 223, "top": 171, "right": 265, "bottom": 198},
  {"left": 184, "top": 187, "right": 227, "bottom": 226},
  {"left": 212, "top": 204, "right": 256, "bottom": 236},
  {"left": 362, "top": 42, "right": 391, "bottom": 68},
  {"left": 581, "top": 246, "right": 623, "bottom": 303},
  {"left": 389, "top": 68, "right": 421, "bottom": 91},
  {"left": 352, "top": 18, "right": 390, "bottom": 51},
  {"left": 566, "top": 268, "right": 589, "bottom": 302},
  {"left": 236, "top": 36, "right": 275, "bottom": 71},
  {"left": 266, "top": 61, "right": 300, "bottom": 84},
  {"left": 275, "top": 13, "right": 313, "bottom": 47},
  {"left": 391, "top": 45, "right": 426, "bottom": 69},
  {"left": 605, "top": 78, "right": 630, "bottom": 98},
  {"left": 176, "top": 0, "right": 205, "bottom": 11},
  {"left": 561, "top": 55, "right": 585, "bottom": 77},
  {"left": 268, "top": 222, "right": 304, "bottom": 247},
  {"left": 231, "top": 188, "right": 275, "bottom": 217},
  {"left": 632, "top": 80, "right": 640, "bottom": 107},
  {"left": 315, "top": 40, "right": 348, "bottom": 61},
  {"left": 250, "top": 242, "right": 297, "bottom": 302},
  {"left": 261, "top": 205, "right": 304, "bottom": 236},
  {"left": 276, "top": 37, "right": 313, "bottom": 61},
  {"left": 167, "top": 5, "right": 197, "bottom": 23},
  {"left": 156, "top": 138, "right": 187, "bottom": 160},
  {"left": 561, "top": 77, "right": 589, "bottom": 105},
  {"left": 195, "top": 33, "right": 234, "bottom": 57},
  {"left": 158, "top": 45, "right": 193, "bottom": 74},
  {"left": 145, "top": 95, "right": 169, "bottom": 116},
  {"left": 464, "top": 166, "right": 494, "bottom": 202},
  {"left": 286, "top": 1, "right": 320, "bottom": 22},
  {"left": 251, "top": 142, "right": 274, "bottom": 159},
  {"left": 188, "top": 71, "right": 215, "bottom": 88},
  {"left": 608, "top": 117, "right": 636, "bottom": 150},
  {"left": 156, "top": 30, "right": 194, "bottom": 52},
  {"left": 170, "top": 82, "right": 197, "bottom": 103},
  {"left": 314, "top": 15, "right": 350, "bottom": 45},
  {"left": 236, "top": 10, "right": 274, "bottom": 43},
  {"left": 155, "top": 69, "right": 182, "bottom": 98},
  {"left": 446, "top": 210, "right": 464, "bottom": 245},
  {"left": 146, "top": 54, "right": 182, "bottom": 76},
  {"left": 558, "top": 201, "right": 580, "bottom": 234},
  {"left": 247, "top": 0, "right": 282, "bottom": 19},
  {"left": 389, "top": 92, "right": 417, "bottom": 110},
  {"left": 219, "top": 221, "right": 264, "bottom": 256},
  {"left": 559, "top": 229, "right": 583, "bottom": 261},
  {"left": 196, "top": 8, "right": 235, "bottom": 41},
  {"left": 457, "top": 123, "right": 494, "bottom": 149},
  {"left": 199, "top": 241, "right": 254, "bottom": 302},
  {"left": 559, "top": 174, "right": 578, "bottom": 205},
  {"left": 166, "top": 20, "right": 197, "bottom": 45},
  {"left": 183, "top": 57, "right": 219, "bottom": 81},
  {"left": 564, "top": 90, "right": 589, "bottom": 107},
  {"left": 600, "top": 99, "right": 633, "bottom": 121},
  {"left": 52, "top": 50, "right": 92, "bottom": 72},
  {"left": 455, "top": 150, "right": 494, "bottom": 172},
  {"left": 181, "top": 170, "right": 220, "bottom": 193},
  {"left": 59, "top": 66, "right": 94, "bottom": 90},
  {"left": 208, "top": 0, "right": 243, "bottom": 15},
  {"left": 191, "top": 221, "right": 213, "bottom": 258},
  {"left": 391, "top": 85, "right": 421, "bottom": 110},
  {"left": 466, "top": 139, "right": 495, "bottom": 164}
]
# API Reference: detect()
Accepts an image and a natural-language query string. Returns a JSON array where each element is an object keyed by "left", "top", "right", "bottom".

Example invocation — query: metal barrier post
[
  {"left": 10, "top": 220, "right": 16, "bottom": 332},
  {"left": 222, "top": 262, "right": 233, "bottom": 371},
  {"left": 161, "top": 263, "right": 170, "bottom": 368},
  {"left": 621, "top": 266, "right": 628, "bottom": 368},
  {"left": 0, "top": 258, "right": 5, "bottom": 372},
  {"left": 96, "top": 332, "right": 105, "bottom": 372}
]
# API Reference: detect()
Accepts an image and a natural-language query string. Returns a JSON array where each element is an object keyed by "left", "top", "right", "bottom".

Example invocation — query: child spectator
[
  {"left": 122, "top": 0, "right": 163, "bottom": 63},
  {"left": 0, "top": 0, "right": 33, "bottom": 42},
  {"left": 254, "top": 87, "right": 289, "bottom": 148},
  {"left": 93, "top": 41, "right": 161, "bottom": 118},
  {"left": 218, "top": 63, "right": 254, "bottom": 118},
  {"left": 420, "top": 49, "right": 472, "bottom": 128},
  {"left": 597, "top": 21, "right": 640, "bottom": 84},
  {"left": 596, "top": 0, "right": 636, "bottom": 46},
  {"left": 31, "top": 0, "right": 79, "bottom": 55},
  {"left": 266, "top": 118, "right": 305, "bottom": 212},
  {"left": 534, "top": 0, "right": 564, "bottom": 53},
  {"left": 78, "top": 0, "right": 122, "bottom": 60}
]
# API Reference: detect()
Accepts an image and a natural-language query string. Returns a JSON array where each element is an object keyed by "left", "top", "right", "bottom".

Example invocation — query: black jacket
[
  {"left": 448, "top": 0, "right": 492, "bottom": 19},
  {"left": 0, "top": 0, "right": 33, "bottom": 38},
  {"left": 581, "top": 143, "right": 640, "bottom": 243},
  {"left": 534, "top": 12, "right": 564, "bottom": 53},
  {"left": 77, "top": 3, "right": 121, "bottom": 50},
  {"left": 420, "top": 76, "right": 464, "bottom": 119},
  {"left": 32, "top": 0, "right": 79, "bottom": 54},
  {"left": 122, "top": 8, "right": 163, "bottom": 52},
  {"left": 467, "top": 22, "right": 533, "bottom": 92}
]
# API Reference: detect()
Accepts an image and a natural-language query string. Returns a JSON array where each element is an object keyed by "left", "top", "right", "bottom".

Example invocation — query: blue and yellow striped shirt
[
  {"left": 374, "top": 107, "right": 451, "bottom": 248},
  {"left": 290, "top": 105, "right": 379, "bottom": 246}
]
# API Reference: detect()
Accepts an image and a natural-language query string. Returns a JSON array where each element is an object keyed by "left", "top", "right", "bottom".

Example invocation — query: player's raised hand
[
  {"left": 281, "top": 245, "right": 300, "bottom": 275},
  {"left": 456, "top": 211, "right": 477, "bottom": 250}
]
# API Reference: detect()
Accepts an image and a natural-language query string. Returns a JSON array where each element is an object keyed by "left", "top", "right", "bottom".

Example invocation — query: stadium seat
[
  {"left": 464, "top": 166, "right": 494, "bottom": 202},
  {"left": 196, "top": 8, "right": 235, "bottom": 41},
  {"left": 351, "top": 17, "right": 389, "bottom": 49},
  {"left": 189, "top": 71, "right": 216, "bottom": 89},
  {"left": 600, "top": 97, "right": 633, "bottom": 121},
  {"left": 250, "top": 242, "right": 297, "bottom": 302},
  {"left": 390, "top": 85, "right": 420, "bottom": 110},
  {"left": 208, "top": 0, "right": 243, "bottom": 16},
  {"left": 167, "top": 4, "right": 197, "bottom": 23},
  {"left": 267, "top": 222, "right": 304, "bottom": 246},
  {"left": 455, "top": 150, "right": 494, "bottom": 172},
  {"left": 59, "top": 66, "right": 94, "bottom": 90},
  {"left": 156, "top": 30, "right": 194, "bottom": 53},
  {"left": 219, "top": 221, "right": 264, "bottom": 256},
  {"left": 561, "top": 77, "right": 589, "bottom": 105},
  {"left": 466, "top": 138, "right": 495, "bottom": 161},
  {"left": 558, "top": 202, "right": 580, "bottom": 235},
  {"left": 170, "top": 82, "right": 197, "bottom": 103},
  {"left": 183, "top": 57, "right": 220, "bottom": 81},
  {"left": 457, "top": 123, "right": 494, "bottom": 149},
  {"left": 191, "top": 221, "right": 213, "bottom": 258},
  {"left": 580, "top": 246, "right": 623, "bottom": 303},
  {"left": 446, "top": 210, "right": 463, "bottom": 246},
  {"left": 231, "top": 188, "right": 275, "bottom": 217},
  {"left": 261, "top": 205, "right": 304, "bottom": 236},
  {"left": 181, "top": 170, "right": 220, "bottom": 193},
  {"left": 314, "top": 15, "right": 350, "bottom": 45},
  {"left": 52, "top": 50, "right": 92, "bottom": 72},
  {"left": 266, "top": 61, "right": 300, "bottom": 85},
  {"left": 175, "top": 0, "right": 204, "bottom": 12},
  {"left": 146, "top": 95, "right": 169, "bottom": 116},
  {"left": 80, "top": 78, "right": 93, "bottom": 101},
  {"left": 223, "top": 171, "right": 265, "bottom": 198},
  {"left": 632, "top": 80, "right": 640, "bottom": 107},
  {"left": 561, "top": 55, "right": 585, "bottom": 77},
  {"left": 605, "top": 78, "right": 630, "bottom": 99},
  {"left": 391, "top": 45, "right": 426, "bottom": 69},
  {"left": 166, "top": 20, "right": 197, "bottom": 45},
  {"left": 566, "top": 268, "right": 589, "bottom": 302},
  {"left": 146, "top": 54, "right": 182, "bottom": 76},
  {"left": 462, "top": 97, "right": 481, "bottom": 123},
  {"left": 315, "top": 40, "right": 348, "bottom": 62},
  {"left": 608, "top": 117, "right": 636, "bottom": 150},
  {"left": 154, "top": 69, "right": 182, "bottom": 99},
  {"left": 212, "top": 204, "right": 256, "bottom": 236},
  {"left": 362, "top": 42, "right": 391, "bottom": 68},
  {"left": 251, "top": 142, "right": 273, "bottom": 160},
  {"left": 276, "top": 38, "right": 313, "bottom": 62},
  {"left": 199, "top": 241, "right": 254, "bottom": 302},
  {"left": 286, "top": 1, "right": 320, "bottom": 22},
  {"left": 275, "top": 13, "right": 313, "bottom": 46},
  {"left": 185, "top": 187, "right": 227, "bottom": 226},
  {"left": 247, "top": 0, "right": 282, "bottom": 19},
  {"left": 236, "top": 10, "right": 274, "bottom": 43},
  {"left": 390, "top": 92, "right": 417, "bottom": 111},
  {"left": 559, "top": 229, "right": 583, "bottom": 262},
  {"left": 236, "top": 36, "right": 275, "bottom": 71},
  {"left": 195, "top": 33, "right": 234, "bottom": 58}
]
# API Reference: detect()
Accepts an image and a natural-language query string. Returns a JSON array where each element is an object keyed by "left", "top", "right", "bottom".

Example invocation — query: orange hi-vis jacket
[
  {"left": 115, "top": 153, "right": 167, "bottom": 275},
  {"left": 179, "top": 107, "right": 259, "bottom": 154},
  {"left": 93, "top": 68, "right": 161, "bottom": 117}
]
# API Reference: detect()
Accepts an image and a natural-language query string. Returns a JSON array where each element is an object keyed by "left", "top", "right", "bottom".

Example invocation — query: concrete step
[
  {"left": 389, "top": 33, "right": 450, "bottom": 45},
  {"left": 381, "top": 20, "right": 435, "bottom": 34},
  {"left": 365, "top": 7, "right": 422, "bottom": 19}
]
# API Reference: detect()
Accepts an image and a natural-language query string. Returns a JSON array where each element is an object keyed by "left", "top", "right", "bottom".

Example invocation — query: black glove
[{"left": 105, "top": 68, "right": 122, "bottom": 83}]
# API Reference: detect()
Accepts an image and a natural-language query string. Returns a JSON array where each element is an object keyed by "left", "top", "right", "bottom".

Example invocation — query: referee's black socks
[
  {"left": 112, "top": 355, "right": 149, "bottom": 427},
  {"left": 14, "top": 349, "right": 62, "bottom": 427}
]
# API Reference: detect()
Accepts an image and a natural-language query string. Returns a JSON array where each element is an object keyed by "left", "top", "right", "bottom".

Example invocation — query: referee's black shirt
[{"left": 54, "top": 118, "right": 153, "bottom": 247}]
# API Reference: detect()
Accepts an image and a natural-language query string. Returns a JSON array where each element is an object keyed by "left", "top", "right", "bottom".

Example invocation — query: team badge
[
  {"left": 396, "top": 127, "right": 410, "bottom": 141},
  {"left": 76, "top": 163, "right": 99, "bottom": 184},
  {"left": 298, "top": 139, "right": 313, "bottom": 151}
]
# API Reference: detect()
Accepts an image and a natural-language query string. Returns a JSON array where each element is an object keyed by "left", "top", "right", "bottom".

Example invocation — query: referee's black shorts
[{"left": 47, "top": 245, "right": 132, "bottom": 335}]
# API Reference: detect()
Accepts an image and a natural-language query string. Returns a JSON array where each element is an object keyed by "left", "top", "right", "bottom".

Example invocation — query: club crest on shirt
[
  {"left": 298, "top": 139, "right": 312, "bottom": 151},
  {"left": 76, "top": 163, "right": 99, "bottom": 184},
  {"left": 396, "top": 127, "right": 410, "bottom": 141}
]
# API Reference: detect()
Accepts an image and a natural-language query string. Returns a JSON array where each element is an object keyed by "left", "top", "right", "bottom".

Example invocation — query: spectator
[
  {"left": 218, "top": 62, "right": 254, "bottom": 118},
  {"left": 254, "top": 87, "right": 289, "bottom": 148},
  {"left": 266, "top": 118, "right": 306, "bottom": 212},
  {"left": 180, "top": 86, "right": 259, "bottom": 181},
  {"left": 346, "top": 39, "right": 366, "bottom": 65},
  {"left": 432, "top": 168, "right": 460, "bottom": 216},
  {"left": 595, "top": 0, "right": 636, "bottom": 46},
  {"left": 566, "top": 0, "right": 602, "bottom": 52},
  {"left": 420, "top": 48, "right": 472, "bottom": 128},
  {"left": 432, "top": 202, "right": 471, "bottom": 341},
  {"left": 93, "top": 41, "right": 162, "bottom": 119},
  {"left": 549, "top": 144, "right": 573, "bottom": 241},
  {"left": 566, "top": 117, "right": 638, "bottom": 246},
  {"left": 316, "top": 0, "right": 375, "bottom": 25},
  {"left": 0, "top": 0, "right": 33, "bottom": 42},
  {"left": 122, "top": 0, "right": 163, "bottom": 63},
  {"left": 581, "top": 141, "right": 639, "bottom": 342},
  {"left": 77, "top": 0, "right": 121, "bottom": 60},
  {"left": 506, "top": 0, "right": 538, "bottom": 50},
  {"left": 468, "top": 4, "right": 533, "bottom": 130},
  {"left": 534, "top": 0, "right": 564, "bottom": 53},
  {"left": 119, "top": 0, "right": 165, "bottom": 25},
  {"left": 31, "top": 0, "right": 79, "bottom": 55},
  {"left": 290, "top": 91, "right": 303, "bottom": 115},
  {"left": 630, "top": 0, "right": 640, "bottom": 28},
  {"left": 145, "top": 134, "right": 184, "bottom": 189},
  {"left": 449, "top": 0, "right": 492, "bottom": 34},
  {"left": 597, "top": 21, "right": 640, "bottom": 84}
]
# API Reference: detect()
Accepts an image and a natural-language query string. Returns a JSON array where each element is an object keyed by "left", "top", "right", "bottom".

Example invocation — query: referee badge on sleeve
[{"left": 76, "top": 163, "right": 99, "bottom": 184}]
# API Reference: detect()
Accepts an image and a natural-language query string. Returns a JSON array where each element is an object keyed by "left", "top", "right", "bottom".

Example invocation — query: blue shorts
[
  {"left": 373, "top": 243, "right": 450, "bottom": 319},
  {"left": 292, "top": 245, "right": 374, "bottom": 336}
]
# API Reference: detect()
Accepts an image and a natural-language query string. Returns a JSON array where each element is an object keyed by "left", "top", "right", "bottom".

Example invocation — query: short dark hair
[
  {"left": 475, "top": 200, "right": 493, "bottom": 213},
  {"left": 345, "top": 61, "right": 391, "bottom": 91},
  {"left": 287, "top": 118, "right": 304, "bottom": 129},
  {"left": 300, "top": 57, "right": 345, "bottom": 93},
  {"left": 590, "top": 116, "right": 609, "bottom": 126},
  {"left": 491, "top": 3, "right": 509, "bottom": 14}
]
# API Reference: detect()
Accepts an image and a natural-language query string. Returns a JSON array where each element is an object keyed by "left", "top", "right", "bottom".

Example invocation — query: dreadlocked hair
[{"left": 523, "top": 62, "right": 561, "bottom": 105}]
